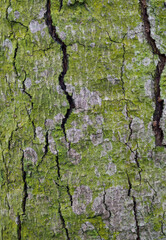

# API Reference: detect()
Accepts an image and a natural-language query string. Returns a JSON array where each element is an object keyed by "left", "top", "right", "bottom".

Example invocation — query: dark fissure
[{"left": 139, "top": 0, "right": 166, "bottom": 146}]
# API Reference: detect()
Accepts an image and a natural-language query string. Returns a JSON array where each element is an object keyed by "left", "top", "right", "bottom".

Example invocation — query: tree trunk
[{"left": 0, "top": 0, "right": 166, "bottom": 239}]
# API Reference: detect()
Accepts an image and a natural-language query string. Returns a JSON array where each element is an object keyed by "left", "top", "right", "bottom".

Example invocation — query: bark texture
[{"left": 0, "top": 0, "right": 166, "bottom": 239}]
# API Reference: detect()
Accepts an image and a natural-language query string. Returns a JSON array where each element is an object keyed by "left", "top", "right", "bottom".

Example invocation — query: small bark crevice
[
  {"left": 59, "top": 0, "right": 63, "bottom": 11},
  {"left": 23, "top": 71, "right": 36, "bottom": 139},
  {"left": 16, "top": 213, "right": 21, "bottom": 240},
  {"left": 103, "top": 188, "right": 111, "bottom": 219},
  {"left": 45, "top": 0, "right": 75, "bottom": 143},
  {"left": 56, "top": 153, "right": 61, "bottom": 179},
  {"left": 42, "top": 130, "right": 49, "bottom": 161},
  {"left": 66, "top": 185, "right": 73, "bottom": 206},
  {"left": 13, "top": 41, "right": 19, "bottom": 77},
  {"left": 132, "top": 196, "right": 140, "bottom": 240},
  {"left": 58, "top": 203, "right": 70, "bottom": 240},
  {"left": 139, "top": 0, "right": 166, "bottom": 147},
  {"left": 126, "top": 172, "right": 132, "bottom": 197},
  {"left": 20, "top": 152, "right": 28, "bottom": 215}
]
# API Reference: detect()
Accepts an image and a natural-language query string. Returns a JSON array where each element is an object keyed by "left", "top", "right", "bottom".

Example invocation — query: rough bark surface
[{"left": 0, "top": 0, "right": 166, "bottom": 239}]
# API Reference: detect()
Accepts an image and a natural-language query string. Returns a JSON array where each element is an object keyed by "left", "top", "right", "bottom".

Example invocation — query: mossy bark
[{"left": 0, "top": 0, "right": 166, "bottom": 239}]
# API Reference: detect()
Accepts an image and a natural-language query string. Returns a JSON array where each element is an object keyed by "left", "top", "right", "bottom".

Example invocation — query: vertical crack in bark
[
  {"left": 126, "top": 172, "right": 132, "bottom": 197},
  {"left": 16, "top": 213, "right": 21, "bottom": 240},
  {"left": 59, "top": 0, "right": 63, "bottom": 11},
  {"left": 13, "top": 41, "right": 19, "bottom": 77},
  {"left": 134, "top": 149, "right": 142, "bottom": 183},
  {"left": 21, "top": 151, "right": 28, "bottom": 215},
  {"left": 161, "top": 212, "right": 166, "bottom": 236},
  {"left": 127, "top": 174, "right": 140, "bottom": 239},
  {"left": 56, "top": 153, "right": 61, "bottom": 179},
  {"left": 132, "top": 196, "right": 140, "bottom": 240},
  {"left": 66, "top": 185, "right": 73, "bottom": 206},
  {"left": 8, "top": 130, "right": 14, "bottom": 150},
  {"left": 139, "top": 0, "right": 166, "bottom": 146},
  {"left": 41, "top": 130, "right": 49, "bottom": 163},
  {"left": 23, "top": 71, "right": 36, "bottom": 139},
  {"left": 128, "top": 118, "right": 133, "bottom": 142},
  {"left": 45, "top": 0, "right": 75, "bottom": 143},
  {"left": 45, "top": 4, "right": 73, "bottom": 235},
  {"left": 103, "top": 188, "right": 111, "bottom": 219},
  {"left": 58, "top": 203, "right": 70, "bottom": 240}
]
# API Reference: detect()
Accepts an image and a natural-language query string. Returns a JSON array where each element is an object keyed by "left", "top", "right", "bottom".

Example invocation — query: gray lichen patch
[
  {"left": 107, "top": 75, "right": 120, "bottom": 85},
  {"left": 36, "top": 127, "right": 45, "bottom": 143},
  {"left": 90, "top": 129, "right": 103, "bottom": 146},
  {"left": 3, "top": 39, "right": 13, "bottom": 55},
  {"left": 24, "top": 147, "right": 38, "bottom": 164},
  {"left": 68, "top": 148, "right": 82, "bottom": 165},
  {"left": 92, "top": 187, "right": 135, "bottom": 233},
  {"left": 54, "top": 113, "right": 64, "bottom": 124},
  {"left": 45, "top": 119, "right": 55, "bottom": 130},
  {"left": 24, "top": 77, "right": 32, "bottom": 89},
  {"left": 14, "top": 11, "right": 20, "bottom": 20},
  {"left": 72, "top": 185, "right": 92, "bottom": 215},
  {"left": 73, "top": 87, "right": 102, "bottom": 112},
  {"left": 66, "top": 127, "right": 84, "bottom": 143},
  {"left": 105, "top": 162, "right": 117, "bottom": 176},
  {"left": 130, "top": 117, "right": 145, "bottom": 139},
  {"left": 48, "top": 133, "right": 57, "bottom": 155},
  {"left": 29, "top": 20, "right": 46, "bottom": 34}
]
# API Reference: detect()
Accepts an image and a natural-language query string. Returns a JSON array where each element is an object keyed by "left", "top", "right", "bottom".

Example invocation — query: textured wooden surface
[{"left": 0, "top": 0, "right": 166, "bottom": 239}]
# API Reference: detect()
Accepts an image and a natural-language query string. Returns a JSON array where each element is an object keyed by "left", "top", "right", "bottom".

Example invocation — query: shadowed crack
[
  {"left": 134, "top": 150, "right": 142, "bottom": 183},
  {"left": 103, "top": 188, "right": 111, "bottom": 219},
  {"left": 20, "top": 151, "right": 28, "bottom": 215},
  {"left": 132, "top": 196, "right": 140, "bottom": 240},
  {"left": 127, "top": 174, "right": 140, "bottom": 239},
  {"left": 161, "top": 213, "right": 166, "bottom": 236},
  {"left": 66, "top": 185, "right": 73, "bottom": 206},
  {"left": 45, "top": 0, "right": 75, "bottom": 142},
  {"left": 126, "top": 172, "right": 132, "bottom": 197},
  {"left": 16, "top": 213, "right": 21, "bottom": 240},
  {"left": 23, "top": 71, "right": 36, "bottom": 139},
  {"left": 42, "top": 130, "right": 49, "bottom": 161},
  {"left": 58, "top": 203, "right": 70, "bottom": 240},
  {"left": 56, "top": 154, "right": 61, "bottom": 179},
  {"left": 139, "top": 0, "right": 166, "bottom": 147},
  {"left": 13, "top": 41, "right": 18, "bottom": 77},
  {"left": 59, "top": 0, "right": 63, "bottom": 11}
]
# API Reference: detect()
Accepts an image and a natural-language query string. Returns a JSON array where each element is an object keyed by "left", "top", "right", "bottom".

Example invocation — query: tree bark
[{"left": 0, "top": 0, "right": 166, "bottom": 239}]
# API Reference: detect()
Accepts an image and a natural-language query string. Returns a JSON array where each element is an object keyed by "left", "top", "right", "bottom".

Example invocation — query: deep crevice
[
  {"left": 66, "top": 185, "right": 73, "bottom": 206},
  {"left": 16, "top": 213, "right": 21, "bottom": 240},
  {"left": 134, "top": 150, "right": 142, "bottom": 183},
  {"left": 139, "top": 0, "right": 166, "bottom": 147},
  {"left": 21, "top": 152, "right": 28, "bottom": 215},
  {"left": 132, "top": 196, "right": 140, "bottom": 240},
  {"left": 56, "top": 154, "right": 61, "bottom": 179},
  {"left": 42, "top": 130, "right": 49, "bottom": 161},
  {"left": 126, "top": 172, "right": 132, "bottom": 197},
  {"left": 45, "top": 0, "right": 75, "bottom": 143},
  {"left": 23, "top": 71, "right": 36, "bottom": 139},
  {"left": 13, "top": 41, "right": 19, "bottom": 77},
  {"left": 59, "top": 0, "right": 63, "bottom": 11},
  {"left": 58, "top": 203, "right": 70, "bottom": 240},
  {"left": 103, "top": 189, "right": 111, "bottom": 219}
]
